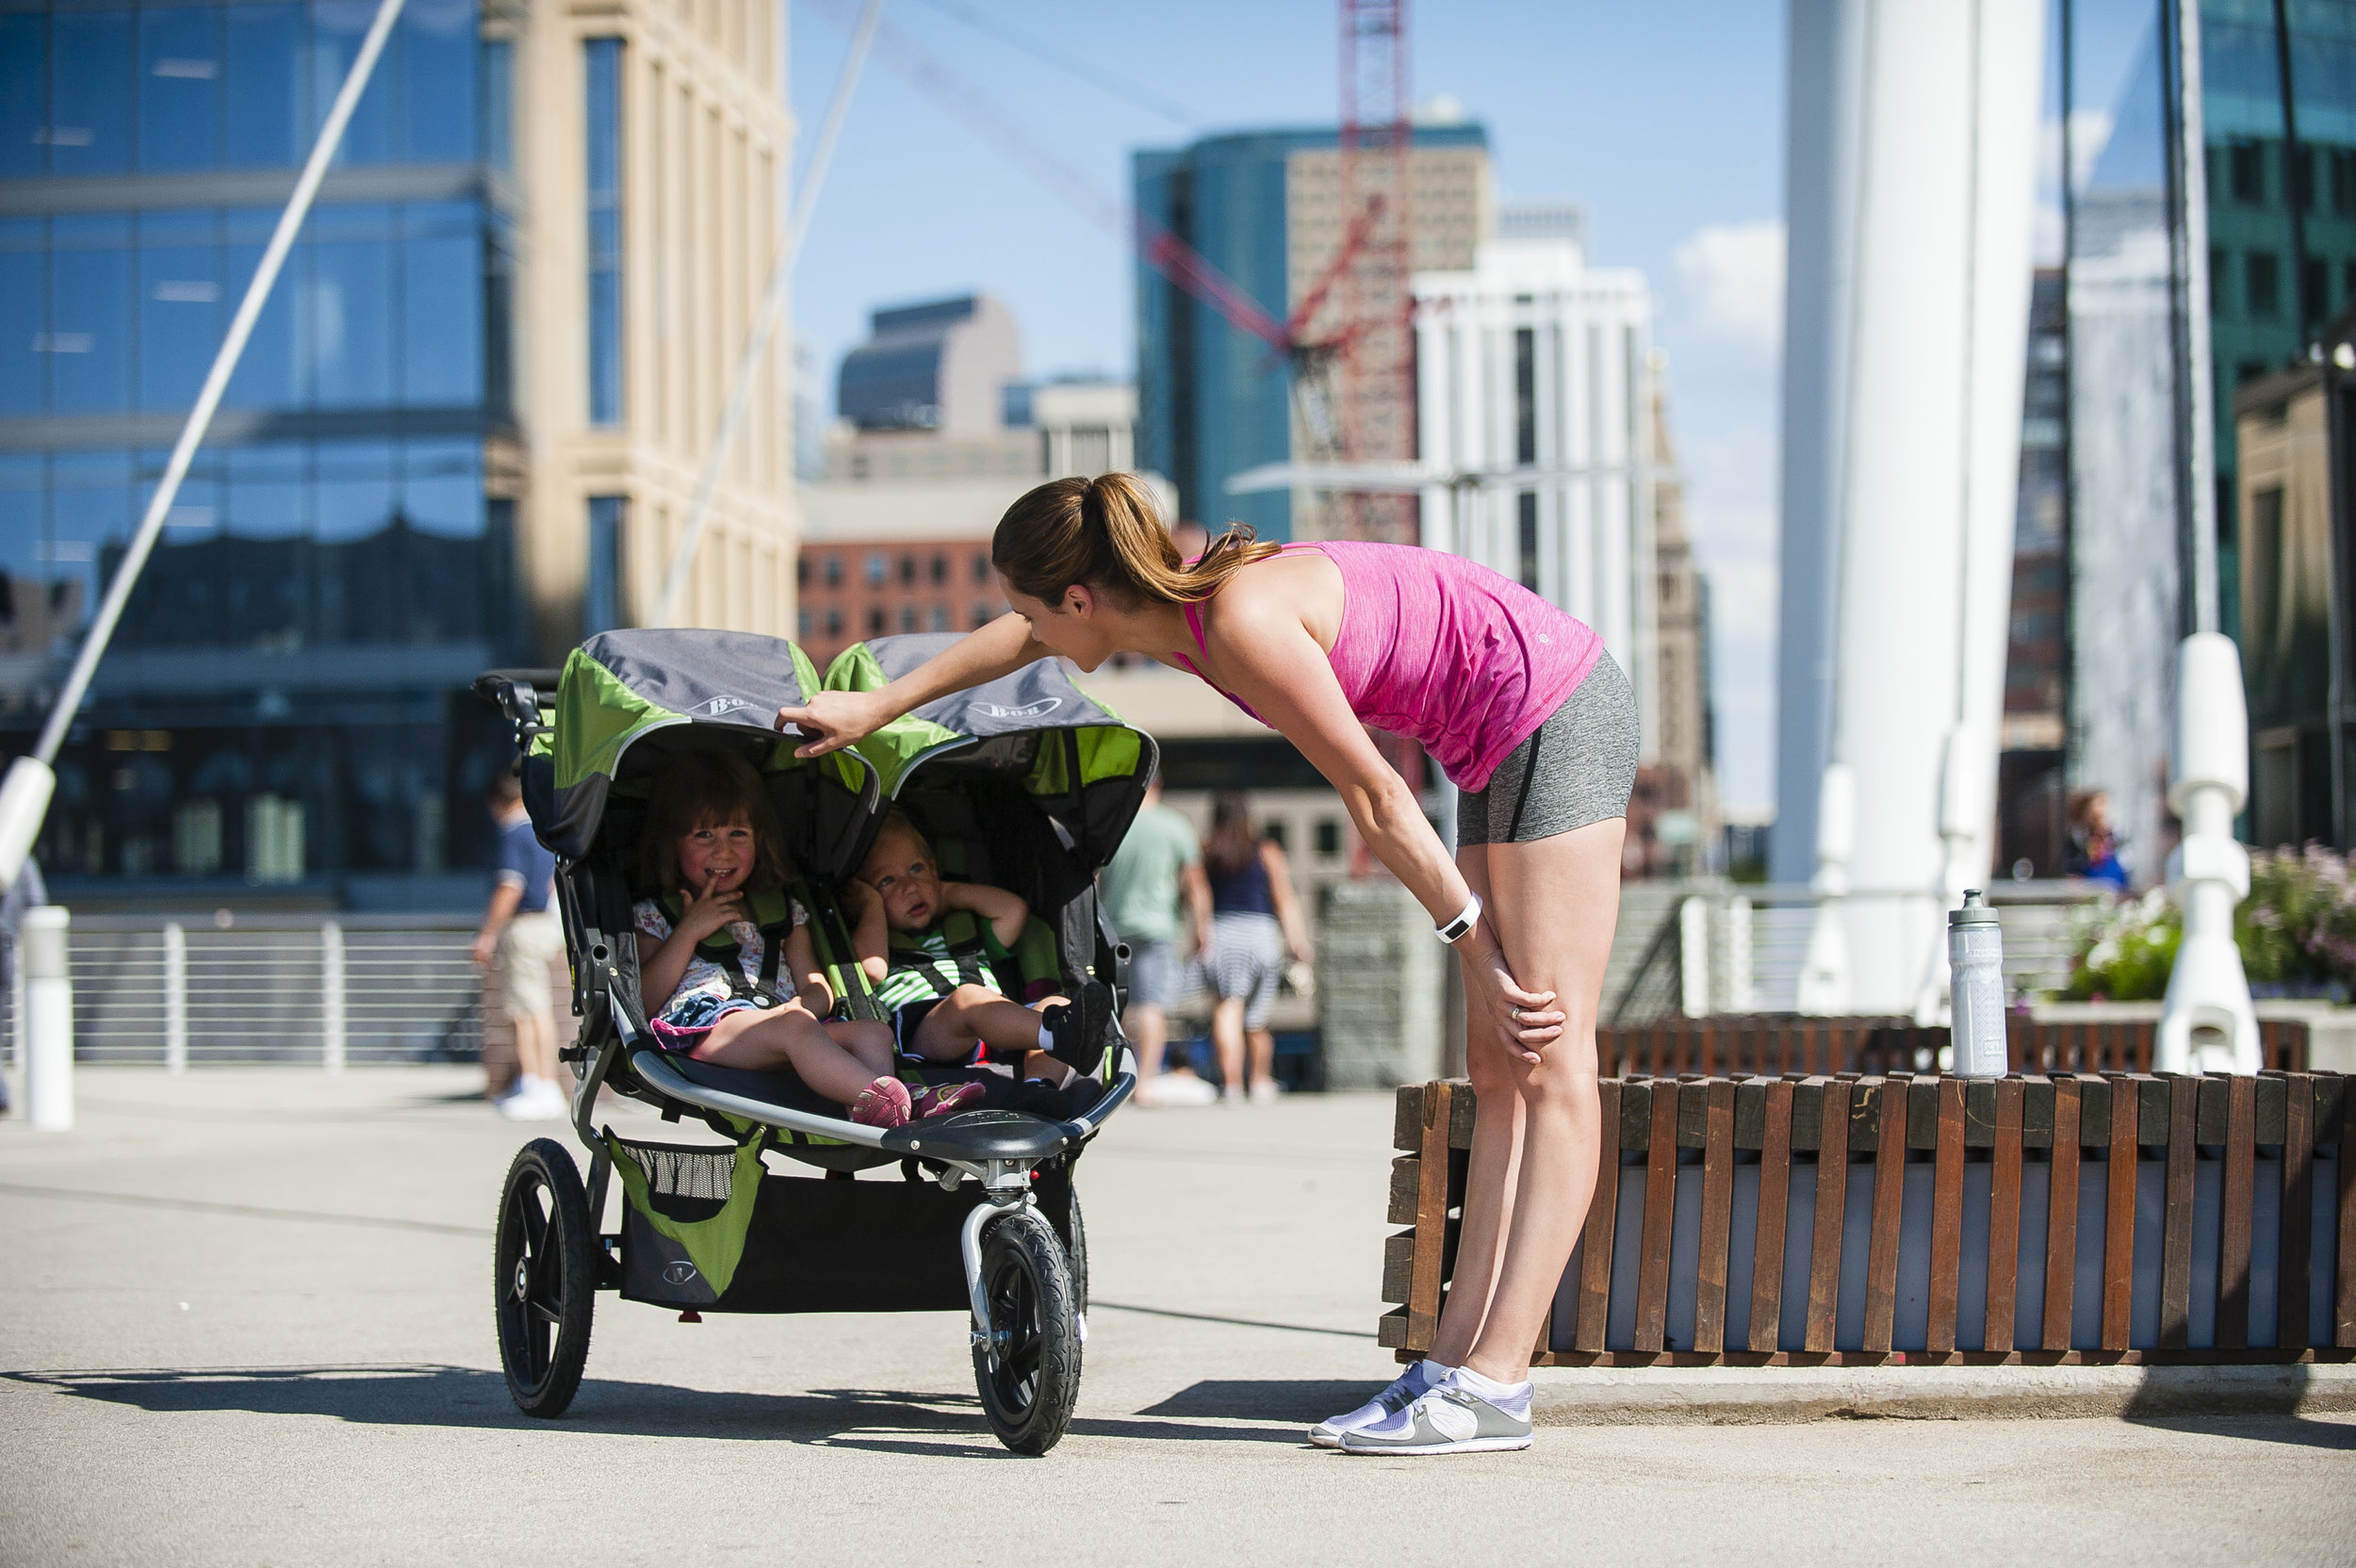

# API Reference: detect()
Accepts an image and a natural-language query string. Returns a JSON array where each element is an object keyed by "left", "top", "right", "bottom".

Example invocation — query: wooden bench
[
  {"left": 1595, "top": 1015, "right": 2311, "bottom": 1077},
  {"left": 1381, "top": 1070, "right": 2353, "bottom": 1365}
]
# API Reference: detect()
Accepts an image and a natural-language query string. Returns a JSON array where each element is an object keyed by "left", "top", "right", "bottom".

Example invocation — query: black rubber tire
[
  {"left": 1066, "top": 1189, "right": 1088, "bottom": 1315},
  {"left": 495, "top": 1138, "right": 597, "bottom": 1418},
  {"left": 972, "top": 1209, "right": 1082, "bottom": 1456}
]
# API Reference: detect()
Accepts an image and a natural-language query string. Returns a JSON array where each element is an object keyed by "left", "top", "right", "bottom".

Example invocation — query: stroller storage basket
[{"left": 611, "top": 1132, "right": 1074, "bottom": 1315}]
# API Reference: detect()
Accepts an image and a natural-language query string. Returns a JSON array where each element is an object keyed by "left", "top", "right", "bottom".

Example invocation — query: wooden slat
[
  {"left": 2217, "top": 1072, "right": 2255, "bottom": 1350},
  {"left": 2158, "top": 1075, "right": 2197, "bottom": 1349},
  {"left": 1804, "top": 1078, "right": 1852, "bottom": 1353},
  {"left": 1572, "top": 1080, "right": 1622, "bottom": 1353},
  {"left": 1404, "top": 1081, "right": 1456, "bottom": 1352},
  {"left": 2043, "top": 1076, "right": 2084, "bottom": 1351},
  {"left": 1693, "top": 1078, "right": 1736, "bottom": 1355},
  {"left": 1747, "top": 1078, "right": 1794, "bottom": 1354},
  {"left": 2102, "top": 1074, "right": 2139, "bottom": 1351},
  {"left": 2338, "top": 1070, "right": 2356, "bottom": 1349},
  {"left": 1925, "top": 1076, "right": 1966, "bottom": 1355},
  {"left": 1862, "top": 1077, "right": 1906, "bottom": 1353},
  {"left": 2281, "top": 1074, "right": 2315, "bottom": 1352},
  {"left": 1986, "top": 1076, "right": 2024, "bottom": 1354},
  {"left": 1632, "top": 1077, "right": 1681, "bottom": 1352}
]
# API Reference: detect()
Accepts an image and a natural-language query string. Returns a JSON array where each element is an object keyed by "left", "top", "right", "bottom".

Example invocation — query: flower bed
[{"left": 2065, "top": 844, "right": 2355, "bottom": 1004}]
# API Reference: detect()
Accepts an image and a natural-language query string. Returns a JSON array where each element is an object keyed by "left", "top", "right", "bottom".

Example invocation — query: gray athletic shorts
[
  {"left": 1122, "top": 937, "right": 1184, "bottom": 1013},
  {"left": 1457, "top": 651, "right": 1640, "bottom": 846}
]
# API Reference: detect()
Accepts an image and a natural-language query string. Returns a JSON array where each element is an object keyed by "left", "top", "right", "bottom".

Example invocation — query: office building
[
  {"left": 1133, "top": 122, "right": 1489, "bottom": 540},
  {"left": 1410, "top": 204, "right": 1657, "bottom": 753},
  {"left": 835, "top": 294, "right": 1020, "bottom": 435},
  {"left": 1, "top": 0, "right": 798, "bottom": 906},
  {"left": 1995, "top": 267, "right": 2069, "bottom": 875}
]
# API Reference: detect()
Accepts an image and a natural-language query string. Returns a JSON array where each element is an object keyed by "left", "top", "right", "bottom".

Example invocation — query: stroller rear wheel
[
  {"left": 495, "top": 1138, "right": 597, "bottom": 1418},
  {"left": 973, "top": 1208, "right": 1081, "bottom": 1456}
]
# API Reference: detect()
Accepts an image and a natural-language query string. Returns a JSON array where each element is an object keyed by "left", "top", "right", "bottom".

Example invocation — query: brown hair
[
  {"left": 637, "top": 749, "right": 793, "bottom": 898},
  {"left": 1203, "top": 790, "right": 1259, "bottom": 882},
  {"left": 991, "top": 471, "right": 1279, "bottom": 607}
]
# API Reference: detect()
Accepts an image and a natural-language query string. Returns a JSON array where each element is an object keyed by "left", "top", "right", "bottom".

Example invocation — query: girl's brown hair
[
  {"left": 1203, "top": 789, "right": 1260, "bottom": 882},
  {"left": 991, "top": 471, "right": 1279, "bottom": 607},
  {"left": 637, "top": 749, "right": 793, "bottom": 898}
]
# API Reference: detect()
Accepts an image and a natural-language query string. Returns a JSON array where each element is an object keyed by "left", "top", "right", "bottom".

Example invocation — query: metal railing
[
  {"left": 4, "top": 913, "right": 484, "bottom": 1069},
  {"left": 1612, "top": 881, "right": 2104, "bottom": 1022}
]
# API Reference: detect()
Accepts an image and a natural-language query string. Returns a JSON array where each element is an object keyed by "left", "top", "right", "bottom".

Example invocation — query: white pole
[
  {"left": 0, "top": 0, "right": 408, "bottom": 891},
  {"left": 22, "top": 906, "right": 72, "bottom": 1132},
  {"left": 2157, "top": 634, "right": 2259, "bottom": 1071},
  {"left": 321, "top": 921, "right": 346, "bottom": 1073},
  {"left": 653, "top": 0, "right": 885, "bottom": 628},
  {"left": 163, "top": 921, "right": 187, "bottom": 1073}
]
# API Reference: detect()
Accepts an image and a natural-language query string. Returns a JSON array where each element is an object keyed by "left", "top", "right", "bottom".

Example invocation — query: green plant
[{"left": 2061, "top": 844, "right": 2356, "bottom": 1000}]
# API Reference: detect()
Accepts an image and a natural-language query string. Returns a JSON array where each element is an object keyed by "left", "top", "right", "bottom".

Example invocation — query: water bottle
[{"left": 1948, "top": 889, "right": 2007, "bottom": 1075}]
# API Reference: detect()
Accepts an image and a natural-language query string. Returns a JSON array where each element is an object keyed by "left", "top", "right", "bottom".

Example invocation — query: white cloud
[
  {"left": 1674, "top": 220, "right": 1786, "bottom": 351},
  {"left": 2039, "top": 108, "right": 2114, "bottom": 194}
]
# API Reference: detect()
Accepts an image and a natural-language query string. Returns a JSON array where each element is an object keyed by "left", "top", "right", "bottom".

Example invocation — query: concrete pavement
[{"left": 3, "top": 1068, "right": 2352, "bottom": 1565}]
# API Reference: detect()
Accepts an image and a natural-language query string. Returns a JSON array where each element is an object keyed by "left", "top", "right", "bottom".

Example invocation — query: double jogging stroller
[{"left": 473, "top": 629, "right": 1151, "bottom": 1455}]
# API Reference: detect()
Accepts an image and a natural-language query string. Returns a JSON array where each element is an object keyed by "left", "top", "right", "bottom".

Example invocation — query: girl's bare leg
[
  {"left": 1459, "top": 815, "right": 1623, "bottom": 1383},
  {"left": 825, "top": 1019, "right": 895, "bottom": 1078},
  {"left": 1210, "top": 997, "right": 1246, "bottom": 1091},
  {"left": 692, "top": 1004, "right": 887, "bottom": 1103}
]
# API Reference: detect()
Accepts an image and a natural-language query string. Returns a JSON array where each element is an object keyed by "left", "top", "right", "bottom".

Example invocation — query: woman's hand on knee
[{"left": 1464, "top": 943, "right": 1562, "bottom": 1064}]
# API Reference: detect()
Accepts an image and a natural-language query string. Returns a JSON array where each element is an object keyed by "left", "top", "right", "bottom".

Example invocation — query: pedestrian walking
[
  {"left": 474, "top": 774, "right": 567, "bottom": 1120},
  {"left": 1098, "top": 768, "right": 1217, "bottom": 1106},
  {"left": 777, "top": 471, "right": 1637, "bottom": 1456},
  {"left": 1199, "top": 790, "right": 1313, "bottom": 1102}
]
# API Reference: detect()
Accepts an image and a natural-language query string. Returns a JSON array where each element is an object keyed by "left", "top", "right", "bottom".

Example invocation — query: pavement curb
[{"left": 1530, "top": 1363, "right": 2356, "bottom": 1425}]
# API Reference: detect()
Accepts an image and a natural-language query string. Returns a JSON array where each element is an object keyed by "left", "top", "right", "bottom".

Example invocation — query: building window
[
  {"left": 585, "top": 495, "right": 627, "bottom": 633},
  {"left": 973, "top": 603, "right": 992, "bottom": 629},
  {"left": 797, "top": 609, "right": 810, "bottom": 638},
  {"left": 825, "top": 555, "right": 843, "bottom": 587},
  {"left": 930, "top": 604, "right": 948, "bottom": 631},
  {"left": 584, "top": 38, "right": 624, "bottom": 426},
  {"left": 898, "top": 552, "right": 915, "bottom": 584},
  {"left": 1516, "top": 491, "right": 1539, "bottom": 593},
  {"left": 796, "top": 557, "right": 809, "bottom": 587},
  {"left": 1316, "top": 819, "right": 1341, "bottom": 857},
  {"left": 929, "top": 552, "right": 946, "bottom": 584},
  {"left": 2291, "top": 146, "right": 2315, "bottom": 212},
  {"left": 973, "top": 551, "right": 990, "bottom": 584},
  {"left": 2211, "top": 248, "right": 2229, "bottom": 315},
  {"left": 2336, "top": 149, "right": 2356, "bottom": 217},
  {"left": 1513, "top": 327, "right": 1537, "bottom": 466},
  {"left": 898, "top": 605, "right": 916, "bottom": 632},
  {"left": 865, "top": 607, "right": 883, "bottom": 635},
  {"left": 865, "top": 551, "right": 886, "bottom": 586},
  {"left": 2248, "top": 251, "right": 2281, "bottom": 318},
  {"left": 2229, "top": 139, "right": 2264, "bottom": 204},
  {"left": 2306, "top": 255, "right": 2330, "bottom": 321},
  {"left": 826, "top": 607, "right": 843, "bottom": 637}
]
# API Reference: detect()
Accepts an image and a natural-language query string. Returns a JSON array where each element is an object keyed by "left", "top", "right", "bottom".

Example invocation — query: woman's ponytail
[{"left": 992, "top": 471, "right": 1279, "bottom": 606}]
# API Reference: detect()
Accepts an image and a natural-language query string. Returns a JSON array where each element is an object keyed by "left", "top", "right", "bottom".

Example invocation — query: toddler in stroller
[
  {"left": 630, "top": 752, "right": 981, "bottom": 1130},
  {"left": 852, "top": 810, "right": 1113, "bottom": 1089}
]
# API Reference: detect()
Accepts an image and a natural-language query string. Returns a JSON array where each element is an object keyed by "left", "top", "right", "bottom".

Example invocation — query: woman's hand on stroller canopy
[{"left": 775, "top": 690, "right": 892, "bottom": 759}]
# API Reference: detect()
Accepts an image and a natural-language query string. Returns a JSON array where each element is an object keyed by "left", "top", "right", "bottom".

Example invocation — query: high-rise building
[
  {"left": 1410, "top": 205, "right": 1655, "bottom": 743},
  {"left": 1133, "top": 122, "right": 1489, "bottom": 541},
  {"left": 835, "top": 294, "right": 1021, "bottom": 436},
  {"left": 0, "top": 0, "right": 798, "bottom": 906}
]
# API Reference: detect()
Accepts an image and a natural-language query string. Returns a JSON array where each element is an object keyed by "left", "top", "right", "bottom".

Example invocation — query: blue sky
[{"left": 790, "top": 0, "right": 1792, "bottom": 807}]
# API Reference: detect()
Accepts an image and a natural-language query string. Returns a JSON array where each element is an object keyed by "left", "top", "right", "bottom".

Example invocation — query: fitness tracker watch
[{"left": 1435, "top": 892, "right": 1481, "bottom": 945}]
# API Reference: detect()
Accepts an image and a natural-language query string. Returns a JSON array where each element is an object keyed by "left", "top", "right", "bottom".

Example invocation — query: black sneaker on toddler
[{"left": 1043, "top": 980, "right": 1113, "bottom": 1075}]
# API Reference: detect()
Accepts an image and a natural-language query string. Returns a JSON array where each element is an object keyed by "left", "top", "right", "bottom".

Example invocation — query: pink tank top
[{"left": 1172, "top": 541, "right": 1603, "bottom": 793}]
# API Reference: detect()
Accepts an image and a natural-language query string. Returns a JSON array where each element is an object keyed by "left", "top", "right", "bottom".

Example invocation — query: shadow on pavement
[
  {"left": 1140, "top": 1380, "right": 1376, "bottom": 1422},
  {"left": 3, "top": 1365, "right": 1300, "bottom": 1449}
]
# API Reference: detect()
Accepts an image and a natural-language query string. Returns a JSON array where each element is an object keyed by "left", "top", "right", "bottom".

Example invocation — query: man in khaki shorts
[{"left": 473, "top": 774, "right": 566, "bottom": 1119}]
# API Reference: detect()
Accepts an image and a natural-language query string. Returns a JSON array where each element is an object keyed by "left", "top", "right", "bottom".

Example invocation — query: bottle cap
[{"left": 1948, "top": 888, "right": 1999, "bottom": 927}]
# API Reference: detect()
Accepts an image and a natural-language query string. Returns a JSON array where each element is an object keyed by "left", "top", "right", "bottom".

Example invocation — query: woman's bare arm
[
  {"left": 1260, "top": 838, "right": 1314, "bottom": 965},
  {"left": 776, "top": 612, "right": 1050, "bottom": 758}
]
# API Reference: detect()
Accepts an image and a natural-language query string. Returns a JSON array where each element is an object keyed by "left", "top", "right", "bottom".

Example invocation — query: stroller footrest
[{"left": 879, "top": 1109, "right": 1073, "bottom": 1164}]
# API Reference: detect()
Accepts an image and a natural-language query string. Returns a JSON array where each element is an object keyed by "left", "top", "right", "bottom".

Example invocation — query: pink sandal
[{"left": 849, "top": 1076, "right": 911, "bottom": 1129}]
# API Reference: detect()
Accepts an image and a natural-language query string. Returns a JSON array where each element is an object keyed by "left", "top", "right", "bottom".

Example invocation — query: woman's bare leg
[
  {"left": 1460, "top": 815, "right": 1623, "bottom": 1382},
  {"left": 1210, "top": 996, "right": 1246, "bottom": 1091},
  {"left": 1247, "top": 1026, "right": 1275, "bottom": 1089},
  {"left": 1429, "top": 843, "right": 1525, "bottom": 1366}
]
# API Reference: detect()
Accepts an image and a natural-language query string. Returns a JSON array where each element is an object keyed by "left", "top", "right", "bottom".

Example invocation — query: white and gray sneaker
[
  {"left": 1308, "top": 1359, "right": 1448, "bottom": 1448},
  {"left": 1338, "top": 1381, "right": 1533, "bottom": 1456}
]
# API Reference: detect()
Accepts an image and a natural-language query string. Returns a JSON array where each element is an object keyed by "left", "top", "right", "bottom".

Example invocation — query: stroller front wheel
[
  {"left": 973, "top": 1208, "right": 1081, "bottom": 1456},
  {"left": 495, "top": 1138, "right": 597, "bottom": 1418}
]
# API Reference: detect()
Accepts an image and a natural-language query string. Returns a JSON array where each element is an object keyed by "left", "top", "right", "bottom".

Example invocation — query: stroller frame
[{"left": 476, "top": 629, "right": 1151, "bottom": 1455}]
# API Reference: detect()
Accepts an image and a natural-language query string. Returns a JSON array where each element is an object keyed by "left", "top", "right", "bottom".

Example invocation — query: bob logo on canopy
[
  {"left": 662, "top": 1261, "right": 700, "bottom": 1285},
  {"left": 976, "top": 697, "right": 1059, "bottom": 721},
  {"left": 701, "top": 695, "right": 757, "bottom": 717}
]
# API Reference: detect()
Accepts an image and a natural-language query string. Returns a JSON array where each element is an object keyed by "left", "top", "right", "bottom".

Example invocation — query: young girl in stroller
[{"left": 630, "top": 751, "right": 983, "bottom": 1130}]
